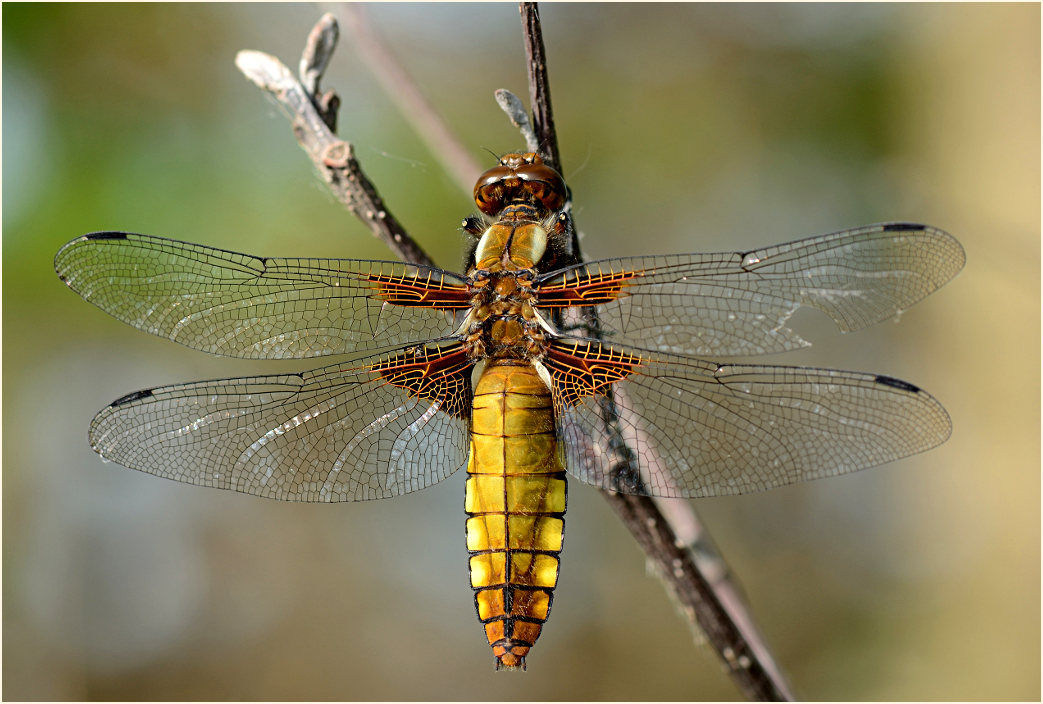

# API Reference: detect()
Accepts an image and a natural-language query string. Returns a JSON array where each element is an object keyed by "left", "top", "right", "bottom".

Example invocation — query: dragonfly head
[{"left": 473, "top": 152, "right": 567, "bottom": 217}]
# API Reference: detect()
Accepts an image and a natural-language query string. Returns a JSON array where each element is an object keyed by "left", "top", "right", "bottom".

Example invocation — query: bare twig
[
  {"left": 235, "top": 21, "right": 433, "bottom": 267},
  {"left": 519, "top": 3, "right": 561, "bottom": 175},
  {"left": 516, "top": 3, "right": 794, "bottom": 700},
  {"left": 494, "top": 89, "right": 540, "bottom": 154},
  {"left": 299, "top": 13, "right": 340, "bottom": 130}
]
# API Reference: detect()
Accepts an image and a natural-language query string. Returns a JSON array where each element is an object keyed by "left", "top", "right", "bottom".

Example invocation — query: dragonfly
[{"left": 55, "top": 152, "right": 964, "bottom": 670}]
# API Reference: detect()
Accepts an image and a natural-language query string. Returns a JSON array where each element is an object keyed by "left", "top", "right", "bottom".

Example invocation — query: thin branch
[
  {"left": 494, "top": 89, "right": 540, "bottom": 154},
  {"left": 235, "top": 19, "right": 433, "bottom": 267},
  {"left": 516, "top": 3, "right": 794, "bottom": 700},
  {"left": 299, "top": 13, "right": 340, "bottom": 131},
  {"left": 519, "top": 3, "right": 561, "bottom": 175}
]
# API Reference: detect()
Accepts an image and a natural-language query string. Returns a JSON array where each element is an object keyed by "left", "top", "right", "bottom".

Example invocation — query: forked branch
[{"left": 235, "top": 18, "right": 432, "bottom": 268}]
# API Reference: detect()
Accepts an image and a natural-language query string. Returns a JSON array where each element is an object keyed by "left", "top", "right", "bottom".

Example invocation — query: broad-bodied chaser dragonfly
[{"left": 55, "top": 152, "right": 964, "bottom": 669}]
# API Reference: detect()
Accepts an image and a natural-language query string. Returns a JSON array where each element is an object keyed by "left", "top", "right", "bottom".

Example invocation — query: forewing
[
  {"left": 544, "top": 340, "right": 951, "bottom": 498},
  {"left": 89, "top": 344, "right": 473, "bottom": 502},
  {"left": 537, "top": 223, "right": 965, "bottom": 356},
  {"left": 55, "top": 232, "right": 471, "bottom": 359}
]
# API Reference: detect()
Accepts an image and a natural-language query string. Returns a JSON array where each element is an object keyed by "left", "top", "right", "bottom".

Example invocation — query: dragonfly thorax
[{"left": 463, "top": 270, "right": 549, "bottom": 361}]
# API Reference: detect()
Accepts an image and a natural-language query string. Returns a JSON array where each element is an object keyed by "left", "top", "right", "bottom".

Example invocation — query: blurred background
[{"left": 3, "top": 3, "right": 1038, "bottom": 700}]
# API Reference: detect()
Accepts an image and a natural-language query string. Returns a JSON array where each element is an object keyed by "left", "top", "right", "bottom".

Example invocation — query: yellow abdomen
[{"left": 465, "top": 359, "right": 566, "bottom": 670}]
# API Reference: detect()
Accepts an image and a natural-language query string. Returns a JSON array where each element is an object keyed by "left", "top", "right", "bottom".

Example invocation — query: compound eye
[
  {"left": 472, "top": 156, "right": 568, "bottom": 215},
  {"left": 473, "top": 165, "right": 513, "bottom": 215},
  {"left": 516, "top": 163, "right": 567, "bottom": 212}
]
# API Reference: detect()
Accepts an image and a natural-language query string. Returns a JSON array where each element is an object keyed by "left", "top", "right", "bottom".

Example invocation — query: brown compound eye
[
  {"left": 472, "top": 158, "right": 567, "bottom": 215},
  {"left": 514, "top": 163, "right": 567, "bottom": 212},
  {"left": 473, "top": 165, "right": 512, "bottom": 215}
]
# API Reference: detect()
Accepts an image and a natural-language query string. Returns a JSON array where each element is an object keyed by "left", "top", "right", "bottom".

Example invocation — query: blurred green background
[{"left": 4, "top": 3, "right": 1039, "bottom": 700}]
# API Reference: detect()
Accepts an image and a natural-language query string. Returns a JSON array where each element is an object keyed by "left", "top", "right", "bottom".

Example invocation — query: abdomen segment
[{"left": 465, "top": 360, "right": 565, "bottom": 669}]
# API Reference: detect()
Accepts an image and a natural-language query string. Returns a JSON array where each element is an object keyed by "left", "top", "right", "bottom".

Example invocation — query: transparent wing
[
  {"left": 537, "top": 223, "right": 965, "bottom": 356},
  {"left": 89, "top": 344, "right": 473, "bottom": 502},
  {"left": 55, "top": 232, "right": 471, "bottom": 359},
  {"left": 545, "top": 340, "right": 951, "bottom": 498}
]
